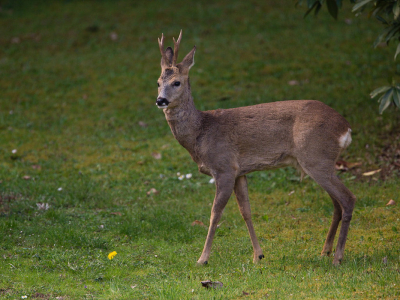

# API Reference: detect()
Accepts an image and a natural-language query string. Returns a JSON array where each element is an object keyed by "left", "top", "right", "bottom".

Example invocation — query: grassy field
[{"left": 1, "top": 0, "right": 399, "bottom": 299}]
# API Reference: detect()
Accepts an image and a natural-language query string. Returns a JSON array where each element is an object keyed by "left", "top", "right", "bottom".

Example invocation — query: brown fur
[{"left": 157, "top": 32, "right": 356, "bottom": 266}]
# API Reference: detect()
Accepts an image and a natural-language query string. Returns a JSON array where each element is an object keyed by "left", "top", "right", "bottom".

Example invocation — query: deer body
[{"left": 156, "top": 31, "right": 356, "bottom": 266}]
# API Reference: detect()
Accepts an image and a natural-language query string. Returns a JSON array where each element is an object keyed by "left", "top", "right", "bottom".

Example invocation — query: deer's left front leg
[
  {"left": 197, "top": 173, "right": 235, "bottom": 265},
  {"left": 234, "top": 175, "right": 264, "bottom": 263}
]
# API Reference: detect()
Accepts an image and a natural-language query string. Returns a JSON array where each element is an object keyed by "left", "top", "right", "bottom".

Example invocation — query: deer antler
[
  {"left": 158, "top": 33, "right": 170, "bottom": 67},
  {"left": 172, "top": 30, "right": 182, "bottom": 66}
]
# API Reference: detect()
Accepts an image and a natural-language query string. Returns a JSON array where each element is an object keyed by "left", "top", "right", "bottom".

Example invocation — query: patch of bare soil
[
  {"left": 336, "top": 130, "right": 400, "bottom": 182},
  {"left": 377, "top": 131, "right": 400, "bottom": 180}
]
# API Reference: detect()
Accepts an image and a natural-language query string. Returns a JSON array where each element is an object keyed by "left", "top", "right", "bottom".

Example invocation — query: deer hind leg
[
  {"left": 234, "top": 175, "right": 264, "bottom": 263},
  {"left": 327, "top": 175, "right": 356, "bottom": 265},
  {"left": 299, "top": 163, "right": 356, "bottom": 265},
  {"left": 197, "top": 173, "right": 235, "bottom": 265},
  {"left": 321, "top": 198, "right": 342, "bottom": 256}
]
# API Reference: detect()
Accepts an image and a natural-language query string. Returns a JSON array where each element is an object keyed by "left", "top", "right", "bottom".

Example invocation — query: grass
[{"left": 0, "top": 0, "right": 399, "bottom": 299}]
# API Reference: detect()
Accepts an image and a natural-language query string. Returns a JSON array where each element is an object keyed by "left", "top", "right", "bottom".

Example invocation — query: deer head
[{"left": 156, "top": 30, "right": 196, "bottom": 109}]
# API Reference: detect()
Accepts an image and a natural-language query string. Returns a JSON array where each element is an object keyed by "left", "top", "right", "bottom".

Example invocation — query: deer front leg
[
  {"left": 197, "top": 173, "right": 235, "bottom": 265},
  {"left": 234, "top": 175, "right": 264, "bottom": 263}
]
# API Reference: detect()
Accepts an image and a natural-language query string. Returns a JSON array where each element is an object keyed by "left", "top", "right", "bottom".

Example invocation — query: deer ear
[
  {"left": 165, "top": 47, "right": 174, "bottom": 64},
  {"left": 161, "top": 47, "right": 174, "bottom": 68},
  {"left": 177, "top": 46, "right": 196, "bottom": 73}
]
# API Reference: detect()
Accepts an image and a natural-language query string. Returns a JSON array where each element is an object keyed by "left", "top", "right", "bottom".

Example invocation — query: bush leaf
[
  {"left": 370, "top": 86, "right": 391, "bottom": 98},
  {"left": 378, "top": 88, "right": 393, "bottom": 114}
]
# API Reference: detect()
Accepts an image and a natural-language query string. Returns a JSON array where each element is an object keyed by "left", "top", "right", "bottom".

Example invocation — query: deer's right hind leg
[
  {"left": 299, "top": 163, "right": 355, "bottom": 265},
  {"left": 321, "top": 198, "right": 342, "bottom": 256}
]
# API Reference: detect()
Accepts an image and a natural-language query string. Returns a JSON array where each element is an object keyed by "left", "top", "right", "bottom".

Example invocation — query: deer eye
[
  {"left": 173, "top": 81, "right": 181, "bottom": 87},
  {"left": 157, "top": 82, "right": 160, "bottom": 87}
]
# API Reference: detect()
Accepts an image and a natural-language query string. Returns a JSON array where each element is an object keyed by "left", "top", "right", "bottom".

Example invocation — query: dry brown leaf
[
  {"left": 243, "top": 291, "right": 250, "bottom": 295},
  {"left": 191, "top": 220, "right": 207, "bottom": 227},
  {"left": 110, "top": 212, "right": 122, "bottom": 216},
  {"left": 382, "top": 256, "right": 388, "bottom": 264},
  {"left": 386, "top": 199, "right": 396, "bottom": 206},
  {"left": 138, "top": 121, "right": 147, "bottom": 127},
  {"left": 362, "top": 169, "right": 381, "bottom": 176},
  {"left": 11, "top": 37, "right": 20, "bottom": 44},
  {"left": 288, "top": 80, "right": 299, "bottom": 86},
  {"left": 201, "top": 280, "right": 223, "bottom": 289},
  {"left": 347, "top": 162, "right": 362, "bottom": 169},
  {"left": 32, "top": 165, "right": 42, "bottom": 170},
  {"left": 335, "top": 160, "right": 362, "bottom": 171},
  {"left": 110, "top": 32, "right": 118, "bottom": 41},
  {"left": 335, "top": 160, "right": 348, "bottom": 171},
  {"left": 22, "top": 175, "right": 31, "bottom": 180},
  {"left": 147, "top": 188, "right": 159, "bottom": 195},
  {"left": 345, "top": 18, "right": 352, "bottom": 25},
  {"left": 152, "top": 152, "right": 161, "bottom": 160}
]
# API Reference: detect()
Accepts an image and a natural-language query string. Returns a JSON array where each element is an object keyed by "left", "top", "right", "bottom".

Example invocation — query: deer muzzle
[{"left": 156, "top": 97, "right": 170, "bottom": 109}]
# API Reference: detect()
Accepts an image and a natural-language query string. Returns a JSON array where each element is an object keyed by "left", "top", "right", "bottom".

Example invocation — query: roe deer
[{"left": 156, "top": 30, "right": 356, "bottom": 266}]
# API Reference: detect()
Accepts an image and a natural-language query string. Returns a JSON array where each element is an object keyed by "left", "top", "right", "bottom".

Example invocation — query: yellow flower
[{"left": 108, "top": 251, "right": 117, "bottom": 260}]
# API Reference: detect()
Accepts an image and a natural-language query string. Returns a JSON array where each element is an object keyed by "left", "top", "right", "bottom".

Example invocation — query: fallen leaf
[
  {"left": 335, "top": 160, "right": 362, "bottom": 171},
  {"left": 288, "top": 80, "right": 299, "bottom": 86},
  {"left": 131, "top": 285, "right": 137, "bottom": 289},
  {"left": 147, "top": 188, "right": 159, "bottom": 195},
  {"left": 32, "top": 165, "right": 42, "bottom": 170},
  {"left": 335, "top": 160, "right": 348, "bottom": 171},
  {"left": 288, "top": 190, "right": 294, "bottom": 196},
  {"left": 152, "top": 152, "right": 161, "bottom": 160},
  {"left": 11, "top": 37, "right": 20, "bottom": 44},
  {"left": 386, "top": 199, "right": 396, "bottom": 206},
  {"left": 138, "top": 121, "right": 147, "bottom": 127},
  {"left": 382, "top": 256, "right": 388, "bottom": 264},
  {"left": 201, "top": 280, "right": 223, "bottom": 289},
  {"left": 110, "top": 32, "right": 118, "bottom": 41},
  {"left": 347, "top": 162, "right": 362, "bottom": 169},
  {"left": 36, "top": 203, "right": 50, "bottom": 210},
  {"left": 110, "top": 212, "right": 122, "bottom": 216},
  {"left": 191, "top": 220, "right": 206, "bottom": 227},
  {"left": 243, "top": 291, "right": 250, "bottom": 295},
  {"left": 362, "top": 169, "right": 381, "bottom": 176},
  {"left": 22, "top": 175, "right": 31, "bottom": 180}
]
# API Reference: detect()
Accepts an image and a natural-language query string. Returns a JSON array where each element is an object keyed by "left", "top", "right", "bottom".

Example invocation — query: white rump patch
[{"left": 338, "top": 128, "right": 352, "bottom": 149}]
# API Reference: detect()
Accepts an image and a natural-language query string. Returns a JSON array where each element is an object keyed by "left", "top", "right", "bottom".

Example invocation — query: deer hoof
[
  {"left": 320, "top": 251, "right": 331, "bottom": 257},
  {"left": 259, "top": 254, "right": 265, "bottom": 260},
  {"left": 196, "top": 260, "right": 208, "bottom": 266},
  {"left": 332, "top": 259, "right": 342, "bottom": 266}
]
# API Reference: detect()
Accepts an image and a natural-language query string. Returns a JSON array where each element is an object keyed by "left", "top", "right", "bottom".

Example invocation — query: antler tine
[
  {"left": 172, "top": 29, "right": 182, "bottom": 66},
  {"left": 158, "top": 33, "right": 170, "bottom": 66}
]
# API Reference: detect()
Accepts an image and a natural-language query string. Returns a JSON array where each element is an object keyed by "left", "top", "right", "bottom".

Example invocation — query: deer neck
[{"left": 164, "top": 94, "right": 201, "bottom": 152}]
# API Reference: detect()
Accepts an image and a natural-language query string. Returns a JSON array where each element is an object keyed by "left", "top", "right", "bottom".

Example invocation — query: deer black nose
[{"left": 156, "top": 97, "right": 170, "bottom": 108}]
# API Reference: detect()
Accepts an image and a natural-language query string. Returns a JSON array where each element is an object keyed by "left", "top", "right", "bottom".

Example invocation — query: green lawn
[{"left": 1, "top": 0, "right": 399, "bottom": 299}]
